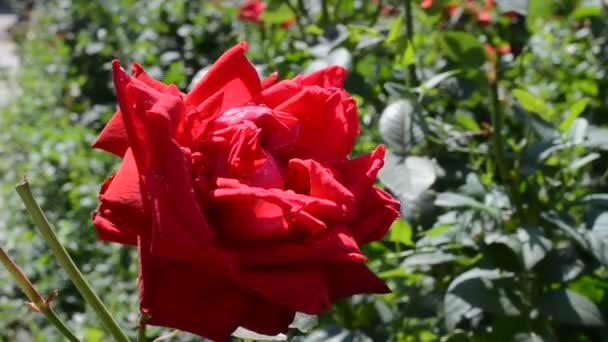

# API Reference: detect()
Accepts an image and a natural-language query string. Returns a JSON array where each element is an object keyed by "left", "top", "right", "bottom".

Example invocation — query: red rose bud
[
  {"left": 238, "top": 0, "right": 265, "bottom": 24},
  {"left": 92, "top": 42, "right": 400, "bottom": 341},
  {"left": 421, "top": 0, "right": 433, "bottom": 9},
  {"left": 477, "top": 9, "right": 492, "bottom": 25},
  {"left": 281, "top": 17, "right": 295, "bottom": 29}
]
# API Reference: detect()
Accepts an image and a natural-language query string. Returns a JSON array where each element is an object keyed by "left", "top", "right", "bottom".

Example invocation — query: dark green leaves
[
  {"left": 536, "top": 289, "right": 605, "bottom": 327},
  {"left": 444, "top": 268, "right": 522, "bottom": 329},
  {"left": 438, "top": 31, "right": 485, "bottom": 69},
  {"left": 378, "top": 98, "right": 426, "bottom": 153}
]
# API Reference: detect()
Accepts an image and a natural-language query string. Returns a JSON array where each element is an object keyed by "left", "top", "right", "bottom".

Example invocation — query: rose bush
[{"left": 91, "top": 42, "right": 400, "bottom": 340}]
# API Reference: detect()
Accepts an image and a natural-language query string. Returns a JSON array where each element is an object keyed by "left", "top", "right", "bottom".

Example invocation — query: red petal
[
  {"left": 323, "top": 261, "right": 390, "bottom": 300},
  {"left": 293, "top": 65, "right": 347, "bottom": 88},
  {"left": 93, "top": 61, "right": 175, "bottom": 157},
  {"left": 261, "top": 72, "right": 279, "bottom": 89},
  {"left": 243, "top": 225, "right": 365, "bottom": 267},
  {"left": 93, "top": 149, "right": 144, "bottom": 245},
  {"left": 139, "top": 247, "right": 248, "bottom": 341},
  {"left": 239, "top": 296, "right": 294, "bottom": 336},
  {"left": 275, "top": 86, "right": 359, "bottom": 162},
  {"left": 349, "top": 188, "right": 400, "bottom": 244},
  {"left": 287, "top": 158, "right": 355, "bottom": 210},
  {"left": 185, "top": 42, "right": 262, "bottom": 111}
]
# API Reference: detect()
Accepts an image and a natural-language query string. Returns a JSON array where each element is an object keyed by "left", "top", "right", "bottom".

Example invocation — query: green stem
[
  {"left": 0, "top": 246, "right": 80, "bottom": 342},
  {"left": 489, "top": 72, "right": 525, "bottom": 226},
  {"left": 321, "top": 0, "right": 330, "bottom": 24},
  {"left": 404, "top": 0, "right": 419, "bottom": 87},
  {"left": 137, "top": 313, "right": 149, "bottom": 342},
  {"left": 15, "top": 180, "right": 130, "bottom": 342}
]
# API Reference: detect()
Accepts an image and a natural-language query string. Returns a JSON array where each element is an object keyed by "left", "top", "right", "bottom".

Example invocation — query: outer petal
[
  {"left": 293, "top": 65, "right": 347, "bottom": 88},
  {"left": 139, "top": 246, "right": 249, "bottom": 341},
  {"left": 239, "top": 296, "right": 295, "bottom": 336},
  {"left": 349, "top": 187, "right": 400, "bottom": 244},
  {"left": 323, "top": 261, "right": 391, "bottom": 301},
  {"left": 185, "top": 42, "right": 262, "bottom": 111},
  {"left": 93, "top": 62, "right": 175, "bottom": 157},
  {"left": 93, "top": 149, "right": 144, "bottom": 245}
]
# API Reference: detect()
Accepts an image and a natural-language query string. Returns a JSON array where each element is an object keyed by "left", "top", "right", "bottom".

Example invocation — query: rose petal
[
  {"left": 242, "top": 225, "right": 365, "bottom": 267},
  {"left": 210, "top": 180, "right": 345, "bottom": 241},
  {"left": 349, "top": 187, "right": 400, "bottom": 244},
  {"left": 93, "top": 149, "right": 145, "bottom": 245},
  {"left": 185, "top": 42, "right": 262, "bottom": 111},
  {"left": 139, "top": 247, "right": 248, "bottom": 341},
  {"left": 239, "top": 296, "right": 294, "bottom": 336},
  {"left": 293, "top": 65, "right": 347, "bottom": 88},
  {"left": 261, "top": 72, "right": 279, "bottom": 89},
  {"left": 323, "top": 261, "right": 390, "bottom": 301},
  {"left": 287, "top": 158, "right": 355, "bottom": 210},
  {"left": 93, "top": 62, "right": 174, "bottom": 157},
  {"left": 275, "top": 86, "right": 359, "bottom": 162}
]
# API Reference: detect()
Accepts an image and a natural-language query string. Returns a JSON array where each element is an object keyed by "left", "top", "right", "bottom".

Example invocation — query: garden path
[{"left": 0, "top": 7, "right": 18, "bottom": 108}]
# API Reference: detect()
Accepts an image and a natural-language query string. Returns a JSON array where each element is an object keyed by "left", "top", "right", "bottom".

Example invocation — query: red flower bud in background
[
  {"left": 238, "top": 0, "right": 265, "bottom": 24},
  {"left": 238, "top": 0, "right": 295, "bottom": 29}
]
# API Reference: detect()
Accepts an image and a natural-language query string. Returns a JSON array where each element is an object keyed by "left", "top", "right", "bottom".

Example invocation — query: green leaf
[
  {"left": 454, "top": 113, "right": 480, "bottom": 131},
  {"left": 445, "top": 268, "right": 522, "bottom": 321},
  {"left": 378, "top": 98, "right": 426, "bottom": 152},
  {"left": 535, "top": 247, "right": 584, "bottom": 283},
  {"left": 289, "top": 313, "right": 317, "bottom": 333},
  {"left": 571, "top": 5, "right": 602, "bottom": 19},
  {"left": 560, "top": 98, "right": 590, "bottom": 132},
  {"left": 378, "top": 153, "right": 436, "bottom": 201},
  {"left": 400, "top": 42, "right": 415, "bottom": 67},
  {"left": 512, "top": 332, "right": 550, "bottom": 342},
  {"left": 402, "top": 250, "right": 456, "bottom": 267},
  {"left": 232, "top": 327, "right": 286, "bottom": 340},
  {"left": 484, "top": 234, "right": 523, "bottom": 271},
  {"left": 517, "top": 227, "right": 552, "bottom": 270},
  {"left": 434, "top": 192, "right": 501, "bottom": 219},
  {"left": 512, "top": 89, "right": 552, "bottom": 121},
  {"left": 536, "top": 289, "right": 605, "bottom": 327},
  {"left": 388, "top": 218, "right": 414, "bottom": 246},
  {"left": 438, "top": 31, "right": 485, "bottom": 69},
  {"left": 414, "top": 70, "right": 461, "bottom": 95},
  {"left": 385, "top": 14, "right": 403, "bottom": 44},
  {"left": 586, "top": 212, "right": 608, "bottom": 267},
  {"left": 259, "top": 4, "right": 294, "bottom": 24},
  {"left": 527, "top": 0, "right": 557, "bottom": 32}
]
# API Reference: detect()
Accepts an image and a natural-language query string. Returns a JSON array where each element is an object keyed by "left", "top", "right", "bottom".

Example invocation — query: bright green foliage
[{"left": 1, "top": 0, "right": 608, "bottom": 341}]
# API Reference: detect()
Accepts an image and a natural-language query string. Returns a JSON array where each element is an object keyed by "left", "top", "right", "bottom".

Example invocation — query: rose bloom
[
  {"left": 238, "top": 0, "right": 264, "bottom": 24},
  {"left": 92, "top": 42, "right": 400, "bottom": 340},
  {"left": 238, "top": 0, "right": 295, "bottom": 28}
]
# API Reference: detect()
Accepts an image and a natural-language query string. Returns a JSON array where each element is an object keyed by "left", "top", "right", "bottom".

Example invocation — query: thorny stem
[
  {"left": 0, "top": 246, "right": 79, "bottom": 341},
  {"left": 15, "top": 179, "right": 130, "bottom": 342}
]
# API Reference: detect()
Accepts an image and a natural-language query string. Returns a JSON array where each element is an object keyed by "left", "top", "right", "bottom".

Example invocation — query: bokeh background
[{"left": 1, "top": 0, "right": 608, "bottom": 341}]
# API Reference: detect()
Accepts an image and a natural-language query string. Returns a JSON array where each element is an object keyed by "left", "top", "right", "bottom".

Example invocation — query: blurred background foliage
[{"left": 1, "top": 0, "right": 608, "bottom": 341}]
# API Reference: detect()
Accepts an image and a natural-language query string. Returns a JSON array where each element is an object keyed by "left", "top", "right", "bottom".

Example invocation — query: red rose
[
  {"left": 420, "top": 0, "right": 433, "bottom": 9},
  {"left": 238, "top": 0, "right": 265, "bottom": 24},
  {"left": 92, "top": 42, "right": 400, "bottom": 341}
]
